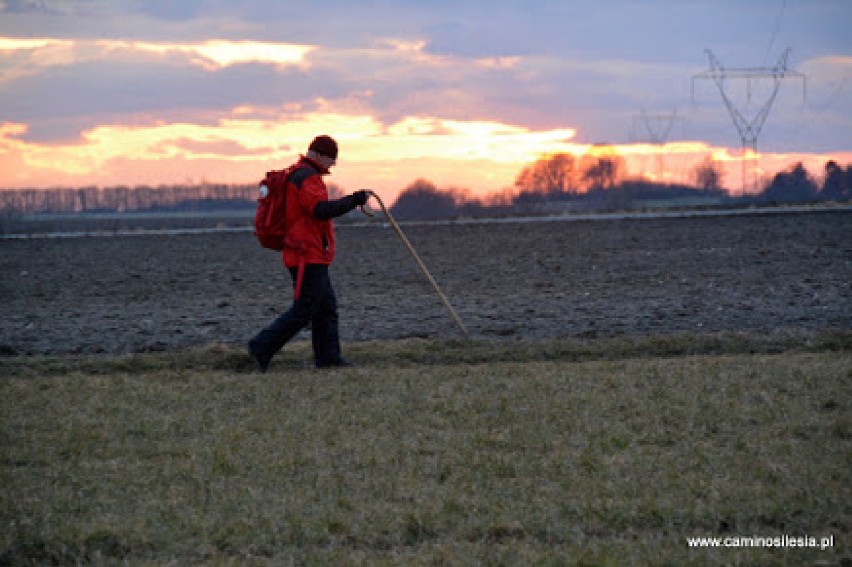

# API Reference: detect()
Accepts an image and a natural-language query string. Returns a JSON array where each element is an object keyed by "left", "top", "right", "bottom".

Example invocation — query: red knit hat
[{"left": 308, "top": 135, "right": 338, "bottom": 159}]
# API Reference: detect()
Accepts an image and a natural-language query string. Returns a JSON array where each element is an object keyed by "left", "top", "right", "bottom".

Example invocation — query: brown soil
[{"left": 1, "top": 211, "right": 850, "bottom": 355}]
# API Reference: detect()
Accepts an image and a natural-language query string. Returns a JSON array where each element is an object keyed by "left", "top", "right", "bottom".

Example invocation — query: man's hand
[{"left": 352, "top": 190, "right": 368, "bottom": 206}]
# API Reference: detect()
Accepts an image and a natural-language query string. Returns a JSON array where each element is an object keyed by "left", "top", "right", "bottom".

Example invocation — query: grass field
[{"left": 1, "top": 332, "right": 850, "bottom": 565}]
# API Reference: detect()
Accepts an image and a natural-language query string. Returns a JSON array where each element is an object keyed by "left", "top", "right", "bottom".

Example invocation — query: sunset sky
[{"left": 1, "top": 0, "right": 850, "bottom": 201}]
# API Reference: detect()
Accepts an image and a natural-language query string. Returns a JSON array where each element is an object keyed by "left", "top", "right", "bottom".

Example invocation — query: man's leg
[
  {"left": 311, "top": 269, "right": 344, "bottom": 367},
  {"left": 249, "top": 266, "right": 324, "bottom": 369}
]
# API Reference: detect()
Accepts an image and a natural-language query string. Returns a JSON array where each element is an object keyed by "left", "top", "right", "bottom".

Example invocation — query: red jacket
[{"left": 282, "top": 156, "right": 335, "bottom": 268}]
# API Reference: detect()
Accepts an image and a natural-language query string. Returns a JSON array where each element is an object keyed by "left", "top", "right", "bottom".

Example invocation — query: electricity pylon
[
  {"left": 630, "top": 109, "right": 680, "bottom": 181},
  {"left": 692, "top": 48, "right": 806, "bottom": 195}
]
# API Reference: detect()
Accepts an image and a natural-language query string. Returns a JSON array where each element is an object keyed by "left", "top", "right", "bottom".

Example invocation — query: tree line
[
  {"left": 761, "top": 160, "right": 851, "bottom": 203},
  {"left": 1, "top": 156, "right": 849, "bottom": 217},
  {"left": 0, "top": 183, "right": 258, "bottom": 215},
  {"left": 391, "top": 155, "right": 852, "bottom": 219}
]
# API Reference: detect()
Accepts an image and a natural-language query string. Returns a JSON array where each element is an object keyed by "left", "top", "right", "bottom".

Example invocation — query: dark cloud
[
  {"left": 132, "top": 0, "right": 204, "bottom": 22},
  {"left": 1, "top": 0, "right": 47, "bottom": 13},
  {"left": 0, "top": 57, "right": 357, "bottom": 141}
]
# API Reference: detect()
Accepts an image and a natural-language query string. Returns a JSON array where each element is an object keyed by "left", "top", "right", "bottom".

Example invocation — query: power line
[
  {"left": 692, "top": 48, "right": 806, "bottom": 195},
  {"left": 763, "top": 0, "right": 787, "bottom": 66}
]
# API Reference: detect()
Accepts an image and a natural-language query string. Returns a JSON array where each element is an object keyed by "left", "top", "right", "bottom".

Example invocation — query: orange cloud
[
  {"left": 116, "top": 40, "right": 314, "bottom": 70},
  {"left": 801, "top": 55, "right": 852, "bottom": 76},
  {"left": 474, "top": 56, "right": 522, "bottom": 70},
  {"left": 1, "top": 111, "right": 849, "bottom": 202},
  {"left": 0, "top": 38, "right": 72, "bottom": 50},
  {"left": 0, "top": 36, "right": 314, "bottom": 80}
]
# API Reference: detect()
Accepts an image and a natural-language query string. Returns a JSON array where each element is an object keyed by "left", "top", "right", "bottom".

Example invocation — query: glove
[{"left": 352, "top": 190, "right": 368, "bottom": 206}]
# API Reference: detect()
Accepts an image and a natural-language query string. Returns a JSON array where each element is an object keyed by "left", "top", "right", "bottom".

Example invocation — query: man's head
[{"left": 306, "top": 135, "right": 338, "bottom": 171}]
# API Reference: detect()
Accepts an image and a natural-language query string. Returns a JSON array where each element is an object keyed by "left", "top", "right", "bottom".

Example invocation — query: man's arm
[{"left": 313, "top": 190, "right": 368, "bottom": 220}]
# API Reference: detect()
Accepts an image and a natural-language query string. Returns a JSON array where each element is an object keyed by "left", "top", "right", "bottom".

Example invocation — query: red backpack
[
  {"left": 254, "top": 164, "right": 317, "bottom": 251},
  {"left": 253, "top": 167, "right": 295, "bottom": 251}
]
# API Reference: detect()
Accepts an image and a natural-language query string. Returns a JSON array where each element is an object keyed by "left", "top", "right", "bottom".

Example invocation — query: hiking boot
[
  {"left": 247, "top": 340, "right": 271, "bottom": 373},
  {"left": 315, "top": 358, "right": 355, "bottom": 369}
]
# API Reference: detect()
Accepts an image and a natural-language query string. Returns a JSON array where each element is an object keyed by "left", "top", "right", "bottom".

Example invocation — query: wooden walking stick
[{"left": 361, "top": 191, "right": 470, "bottom": 338}]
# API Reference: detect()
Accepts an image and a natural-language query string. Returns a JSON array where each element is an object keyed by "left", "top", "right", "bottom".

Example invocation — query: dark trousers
[{"left": 251, "top": 264, "right": 342, "bottom": 366}]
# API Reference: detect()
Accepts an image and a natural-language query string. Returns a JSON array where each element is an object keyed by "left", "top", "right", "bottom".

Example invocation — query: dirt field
[{"left": 1, "top": 210, "right": 850, "bottom": 355}]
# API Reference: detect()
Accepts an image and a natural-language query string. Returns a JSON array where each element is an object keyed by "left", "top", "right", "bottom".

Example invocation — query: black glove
[{"left": 314, "top": 192, "right": 367, "bottom": 220}]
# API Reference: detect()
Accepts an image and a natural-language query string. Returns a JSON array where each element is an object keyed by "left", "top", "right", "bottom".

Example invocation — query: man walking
[{"left": 248, "top": 135, "right": 368, "bottom": 371}]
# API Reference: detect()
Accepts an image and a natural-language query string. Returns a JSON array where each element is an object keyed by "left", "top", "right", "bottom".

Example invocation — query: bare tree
[
  {"left": 580, "top": 155, "right": 625, "bottom": 191},
  {"left": 515, "top": 153, "right": 579, "bottom": 196},
  {"left": 391, "top": 179, "right": 458, "bottom": 219},
  {"left": 693, "top": 157, "right": 724, "bottom": 192}
]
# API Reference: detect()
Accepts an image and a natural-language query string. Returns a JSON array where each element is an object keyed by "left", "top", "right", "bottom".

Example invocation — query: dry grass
[{"left": 1, "top": 334, "right": 850, "bottom": 565}]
